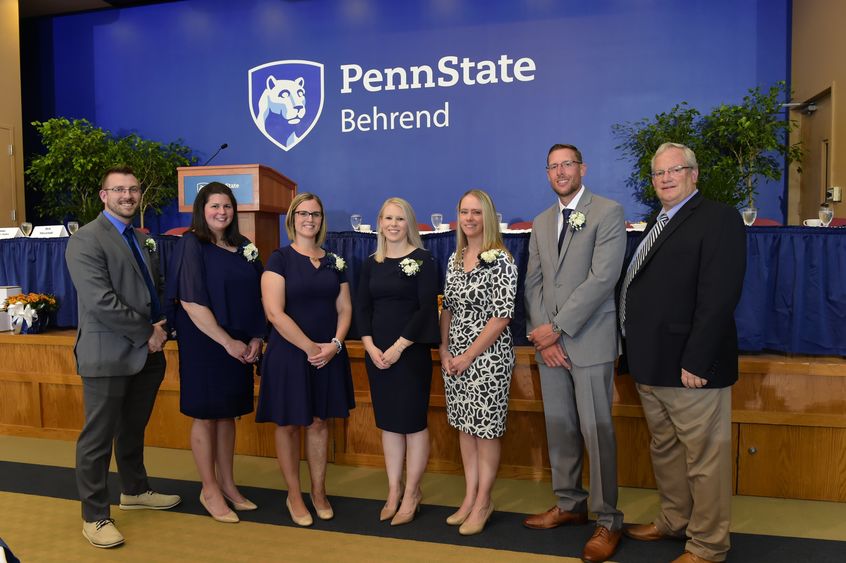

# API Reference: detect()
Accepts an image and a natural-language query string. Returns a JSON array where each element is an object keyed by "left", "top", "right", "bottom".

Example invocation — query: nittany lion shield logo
[{"left": 248, "top": 60, "right": 324, "bottom": 152}]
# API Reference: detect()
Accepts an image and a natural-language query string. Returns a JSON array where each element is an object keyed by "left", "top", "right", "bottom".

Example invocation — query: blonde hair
[
  {"left": 374, "top": 197, "right": 424, "bottom": 263},
  {"left": 285, "top": 192, "right": 327, "bottom": 246},
  {"left": 453, "top": 189, "right": 510, "bottom": 266}
]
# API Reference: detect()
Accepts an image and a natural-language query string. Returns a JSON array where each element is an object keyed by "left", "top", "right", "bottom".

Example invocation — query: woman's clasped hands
[{"left": 308, "top": 341, "right": 338, "bottom": 369}]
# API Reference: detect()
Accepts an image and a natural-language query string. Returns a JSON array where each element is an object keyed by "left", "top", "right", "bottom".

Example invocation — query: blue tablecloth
[{"left": 1, "top": 227, "right": 844, "bottom": 355}]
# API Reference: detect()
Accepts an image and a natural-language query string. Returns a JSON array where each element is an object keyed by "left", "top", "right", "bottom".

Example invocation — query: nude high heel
[
  {"left": 459, "top": 503, "right": 494, "bottom": 536},
  {"left": 223, "top": 493, "right": 258, "bottom": 511},
  {"left": 199, "top": 492, "right": 239, "bottom": 524},
  {"left": 286, "top": 497, "right": 313, "bottom": 527},
  {"left": 390, "top": 488, "right": 422, "bottom": 527}
]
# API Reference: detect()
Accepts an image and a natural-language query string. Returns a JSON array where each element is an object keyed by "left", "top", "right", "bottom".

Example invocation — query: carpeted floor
[{"left": 2, "top": 459, "right": 845, "bottom": 562}]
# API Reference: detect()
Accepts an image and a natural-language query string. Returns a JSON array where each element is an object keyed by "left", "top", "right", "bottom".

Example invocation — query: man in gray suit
[
  {"left": 523, "top": 144, "right": 626, "bottom": 563},
  {"left": 66, "top": 166, "right": 180, "bottom": 548}
]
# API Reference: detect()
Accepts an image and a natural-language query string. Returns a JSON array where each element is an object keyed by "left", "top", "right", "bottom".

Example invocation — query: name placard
[
  {"left": 30, "top": 225, "right": 69, "bottom": 238},
  {"left": 0, "top": 228, "right": 23, "bottom": 239},
  {"left": 182, "top": 174, "right": 255, "bottom": 206}
]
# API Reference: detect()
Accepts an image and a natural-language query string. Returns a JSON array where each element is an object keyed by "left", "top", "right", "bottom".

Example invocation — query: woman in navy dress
[
  {"left": 256, "top": 193, "right": 354, "bottom": 527},
  {"left": 167, "top": 182, "right": 265, "bottom": 524},
  {"left": 354, "top": 197, "right": 440, "bottom": 526}
]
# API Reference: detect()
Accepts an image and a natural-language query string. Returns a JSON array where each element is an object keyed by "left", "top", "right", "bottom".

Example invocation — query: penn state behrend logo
[{"left": 248, "top": 60, "right": 324, "bottom": 152}]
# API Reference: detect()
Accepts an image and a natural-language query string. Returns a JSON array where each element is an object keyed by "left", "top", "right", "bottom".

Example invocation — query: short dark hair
[
  {"left": 547, "top": 144, "right": 583, "bottom": 165},
  {"left": 190, "top": 182, "right": 248, "bottom": 247},
  {"left": 100, "top": 165, "right": 136, "bottom": 189}
]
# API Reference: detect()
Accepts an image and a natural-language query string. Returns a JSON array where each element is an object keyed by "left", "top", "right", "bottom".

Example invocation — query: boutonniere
[
  {"left": 144, "top": 238, "right": 157, "bottom": 252},
  {"left": 568, "top": 211, "right": 586, "bottom": 231},
  {"left": 241, "top": 242, "right": 259, "bottom": 263},
  {"left": 326, "top": 252, "right": 346, "bottom": 272},
  {"left": 479, "top": 249, "right": 503, "bottom": 268},
  {"left": 399, "top": 257, "right": 423, "bottom": 277}
]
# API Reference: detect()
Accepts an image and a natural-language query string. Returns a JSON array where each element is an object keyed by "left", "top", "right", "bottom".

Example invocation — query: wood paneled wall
[{"left": 2, "top": 331, "right": 845, "bottom": 500}]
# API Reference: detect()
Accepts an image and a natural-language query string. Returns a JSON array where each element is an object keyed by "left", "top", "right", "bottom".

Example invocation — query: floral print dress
[{"left": 442, "top": 249, "right": 517, "bottom": 439}]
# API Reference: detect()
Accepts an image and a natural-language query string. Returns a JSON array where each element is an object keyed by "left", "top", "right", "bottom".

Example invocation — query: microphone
[{"left": 201, "top": 143, "right": 228, "bottom": 166}]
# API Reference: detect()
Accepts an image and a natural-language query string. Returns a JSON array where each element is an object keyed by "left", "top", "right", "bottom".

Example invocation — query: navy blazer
[{"left": 622, "top": 193, "right": 746, "bottom": 388}]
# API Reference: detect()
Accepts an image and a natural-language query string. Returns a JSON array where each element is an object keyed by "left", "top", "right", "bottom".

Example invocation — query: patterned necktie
[
  {"left": 619, "top": 212, "right": 669, "bottom": 334},
  {"left": 122, "top": 226, "right": 161, "bottom": 322},
  {"left": 558, "top": 208, "right": 573, "bottom": 253}
]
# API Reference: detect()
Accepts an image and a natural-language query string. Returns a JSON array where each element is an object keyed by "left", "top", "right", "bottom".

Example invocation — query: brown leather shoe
[
  {"left": 671, "top": 551, "right": 719, "bottom": 563},
  {"left": 623, "top": 522, "right": 680, "bottom": 541},
  {"left": 581, "top": 525, "right": 622, "bottom": 563},
  {"left": 523, "top": 506, "right": 588, "bottom": 529}
]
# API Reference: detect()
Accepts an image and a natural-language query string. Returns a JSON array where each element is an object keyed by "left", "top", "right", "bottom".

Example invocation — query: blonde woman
[
  {"left": 354, "top": 197, "right": 440, "bottom": 526},
  {"left": 256, "top": 193, "right": 355, "bottom": 527},
  {"left": 439, "top": 189, "right": 517, "bottom": 535}
]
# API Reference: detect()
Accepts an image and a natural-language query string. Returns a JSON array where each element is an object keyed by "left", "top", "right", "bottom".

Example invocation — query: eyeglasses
[
  {"left": 294, "top": 210, "right": 323, "bottom": 220},
  {"left": 546, "top": 160, "right": 582, "bottom": 172},
  {"left": 650, "top": 165, "right": 692, "bottom": 179},
  {"left": 104, "top": 187, "right": 141, "bottom": 195}
]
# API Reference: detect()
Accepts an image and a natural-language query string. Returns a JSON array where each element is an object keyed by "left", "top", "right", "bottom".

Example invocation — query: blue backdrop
[{"left": 22, "top": 0, "right": 790, "bottom": 234}]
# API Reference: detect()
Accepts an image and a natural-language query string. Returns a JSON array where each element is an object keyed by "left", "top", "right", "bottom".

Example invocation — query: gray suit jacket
[
  {"left": 65, "top": 213, "right": 161, "bottom": 377},
  {"left": 524, "top": 188, "right": 626, "bottom": 367}
]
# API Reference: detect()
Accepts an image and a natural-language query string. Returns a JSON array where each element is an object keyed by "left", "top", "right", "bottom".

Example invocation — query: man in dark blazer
[
  {"left": 66, "top": 166, "right": 180, "bottom": 548},
  {"left": 523, "top": 144, "right": 627, "bottom": 563},
  {"left": 620, "top": 143, "right": 746, "bottom": 563}
]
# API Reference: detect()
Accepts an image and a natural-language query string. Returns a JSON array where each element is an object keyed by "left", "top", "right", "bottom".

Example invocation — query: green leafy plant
[
  {"left": 613, "top": 82, "right": 802, "bottom": 215},
  {"left": 27, "top": 118, "right": 195, "bottom": 227}
]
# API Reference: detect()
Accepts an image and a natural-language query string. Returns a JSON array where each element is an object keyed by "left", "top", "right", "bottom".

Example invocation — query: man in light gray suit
[
  {"left": 523, "top": 144, "right": 626, "bottom": 563},
  {"left": 66, "top": 166, "right": 180, "bottom": 549}
]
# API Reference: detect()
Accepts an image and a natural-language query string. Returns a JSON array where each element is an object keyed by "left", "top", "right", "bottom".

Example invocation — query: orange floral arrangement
[{"left": 1, "top": 292, "right": 59, "bottom": 313}]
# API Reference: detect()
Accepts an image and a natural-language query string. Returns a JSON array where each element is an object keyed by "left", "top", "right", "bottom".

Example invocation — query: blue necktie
[
  {"left": 558, "top": 208, "right": 573, "bottom": 253},
  {"left": 619, "top": 212, "right": 669, "bottom": 334},
  {"left": 122, "top": 226, "right": 161, "bottom": 322}
]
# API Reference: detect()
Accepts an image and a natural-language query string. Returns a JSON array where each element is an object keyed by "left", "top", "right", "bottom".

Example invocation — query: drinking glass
[
  {"left": 67, "top": 221, "right": 79, "bottom": 235},
  {"left": 350, "top": 214, "right": 362, "bottom": 232},
  {"left": 740, "top": 207, "right": 757, "bottom": 227},
  {"left": 20, "top": 222, "right": 33, "bottom": 237},
  {"left": 430, "top": 213, "right": 443, "bottom": 231},
  {"left": 819, "top": 204, "right": 834, "bottom": 228}
]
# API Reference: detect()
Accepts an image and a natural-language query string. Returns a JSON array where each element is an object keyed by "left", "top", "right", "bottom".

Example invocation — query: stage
[{"left": 1, "top": 330, "right": 844, "bottom": 502}]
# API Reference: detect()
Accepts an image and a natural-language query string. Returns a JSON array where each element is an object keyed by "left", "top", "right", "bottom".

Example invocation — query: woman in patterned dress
[{"left": 439, "top": 189, "right": 517, "bottom": 535}]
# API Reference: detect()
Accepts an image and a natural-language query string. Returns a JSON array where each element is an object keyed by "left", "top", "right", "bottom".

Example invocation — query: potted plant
[
  {"left": 26, "top": 118, "right": 195, "bottom": 228},
  {"left": 613, "top": 82, "right": 802, "bottom": 223}
]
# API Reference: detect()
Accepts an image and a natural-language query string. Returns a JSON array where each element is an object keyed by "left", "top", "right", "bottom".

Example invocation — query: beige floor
[{"left": 2, "top": 434, "right": 846, "bottom": 563}]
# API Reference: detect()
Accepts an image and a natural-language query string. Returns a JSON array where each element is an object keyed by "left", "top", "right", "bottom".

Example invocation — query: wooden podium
[{"left": 177, "top": 164, "right": 296, "bottom": 260}]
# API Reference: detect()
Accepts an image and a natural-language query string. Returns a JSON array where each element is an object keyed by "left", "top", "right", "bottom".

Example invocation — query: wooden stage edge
[{"left": 2, "top": 330, "right": 845, "bottom": 502}]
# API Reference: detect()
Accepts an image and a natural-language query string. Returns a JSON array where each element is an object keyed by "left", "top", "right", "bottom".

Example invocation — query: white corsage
[
  {"left": 568, "top": 211, "right": 586, "bottom": 231},
  {"left": 144, "top": 238, "right": 157, "bottom": 252},
  {"left": 399, "top": 257, "right": 423, "bottom": 277},
  {"left": 479, "top": 249, "right": 503, "bottom": 268},
  {"left": 327, "top": 252, "right": 346, "bottom": 272},
  {"left": 241, "top": 242, "right": 259, "bottom": 262}
]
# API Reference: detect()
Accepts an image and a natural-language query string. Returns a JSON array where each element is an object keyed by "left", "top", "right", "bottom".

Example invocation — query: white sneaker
[
  {"left": 119, "top": 490, "right": 182, "bottom": 510},
  {"left": 82, "top": 518, "right": 125, "bottom": 548}
]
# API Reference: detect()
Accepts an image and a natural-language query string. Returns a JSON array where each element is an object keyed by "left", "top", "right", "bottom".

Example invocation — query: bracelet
[{"left": 331, "top": 337, "right": 343, "bottom": 353}]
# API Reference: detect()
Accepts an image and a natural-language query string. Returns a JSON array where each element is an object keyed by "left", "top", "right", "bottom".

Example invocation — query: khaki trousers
[{"left": 636, "top": 384, "right": 732, "bottom": 562}]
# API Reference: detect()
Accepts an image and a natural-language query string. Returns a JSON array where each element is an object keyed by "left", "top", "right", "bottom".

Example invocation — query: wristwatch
[
  {"left": 331, "top": 337, "right": 343, "bottom": 353},
  {"left": 551, "top": 321, "right": 563, "bottom": 335}
]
